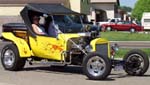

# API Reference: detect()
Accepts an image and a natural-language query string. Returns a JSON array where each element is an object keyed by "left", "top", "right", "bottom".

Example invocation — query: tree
[
  {"left": 119, "top": 6, "right": 132, "bottom": 12},
  {"left": 132, "top": 0, "right": 150, "bottom": 20}
]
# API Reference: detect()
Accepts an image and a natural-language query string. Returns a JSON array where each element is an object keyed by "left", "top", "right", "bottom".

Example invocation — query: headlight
[
  {"left": 111, "top": 43, "right": 119, "bottom": 52},
  {"left": 85, "top": 45, "right": 93, "bottom": 52}
]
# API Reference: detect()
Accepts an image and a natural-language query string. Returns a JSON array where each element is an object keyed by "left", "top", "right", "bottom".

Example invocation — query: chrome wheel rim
[
  {"left": 3, "top": 49, "right": 15, "bottom": 67},
  {"left": 87, "top": 56, "right": 106, "bottom": 77},
  {"left": 130, "top": 28, "right": 135, "bottom": 33},
  {"left": 107, "top": 27, "right": 111, "bottom": 31},
  {"left": 126, "top": 54, "right": 144, "bottom": 73}
]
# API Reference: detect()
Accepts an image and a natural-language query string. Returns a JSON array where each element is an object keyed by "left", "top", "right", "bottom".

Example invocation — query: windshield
[
  {"left": 52, "top": 15, "right": 83, "bottom": 33},
  {"left": 53, "top": 15, "right": 84, "bottom": 24},
  {"left": 53, "top": 15, "right": 73, "bottom": 24},
  {"left": 68, "top": 15, "right": 82, "bottom": 24}
]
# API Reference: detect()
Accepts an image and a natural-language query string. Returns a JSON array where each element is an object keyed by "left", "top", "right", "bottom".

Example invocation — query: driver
[{"left": 32, "top": 15, "right": 47, "bottom": 35}]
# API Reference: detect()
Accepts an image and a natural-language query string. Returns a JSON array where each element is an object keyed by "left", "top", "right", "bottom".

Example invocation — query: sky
[{"left": 119, "top": 0, "right": 138, "bottom": 8}]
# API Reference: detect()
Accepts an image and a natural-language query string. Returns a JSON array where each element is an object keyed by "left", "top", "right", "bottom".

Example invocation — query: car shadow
[
  {"left": 22, "top": 65, "right": 150, "bottom": 81},
  {"left": 23, "top": 65, "right": 83, "bottom": 75},
  {"left": 110, "top": 73, "right": 150, "bottom": 79},
  {"left": 23, "top": 65, "right": 116, "bottom": 81},
  {"left": 136, "top": 74, "right": 150, "bottom": 77},
  {"left": 85, "top": 78, "right": 115, "bottom": 81}
]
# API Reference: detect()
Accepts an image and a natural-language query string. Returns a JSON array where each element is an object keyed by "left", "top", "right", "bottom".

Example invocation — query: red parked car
[{"left": 101, "top": 21, "right": 144, "bottom": 32}]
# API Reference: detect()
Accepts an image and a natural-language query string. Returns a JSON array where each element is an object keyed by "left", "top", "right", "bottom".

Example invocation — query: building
[
  {"left": 0, "top": 0, "right": 120, "bottom": 31},
  {"left": 0, "top": 0, "right": 90, "bottom": 16},
  {"left": 0, "top": 0, "right": 90, "bottom": 34},
  {"left": 69, "top": 0, "right": 90, "bottom": 14},
  {"left": 0, "top": 0, "right": 69, "bottom": 31},
  {"left": 89, "top": 0, "right": 120, "bottom": 22},
  {"left": 0, "top": 0, "right": 90, "bottom": 27}
]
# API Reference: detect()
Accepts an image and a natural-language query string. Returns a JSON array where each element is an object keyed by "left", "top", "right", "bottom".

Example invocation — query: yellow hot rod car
[{"left": 0, "top": 3, "right": 149, "bottom": 80}]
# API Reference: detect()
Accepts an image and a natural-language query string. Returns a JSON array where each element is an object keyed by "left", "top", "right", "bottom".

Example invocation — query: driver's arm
[{"left": 32, "top": 24, "right": 45, "bottom": 35}]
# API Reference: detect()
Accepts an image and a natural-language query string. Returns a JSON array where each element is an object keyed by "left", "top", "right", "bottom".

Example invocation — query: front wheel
[
  {"left": 123, "top": 49, "right": 149, "bottom": 76},
  {"left": 1, "top": 44, "right": 26, "bottom": 71},
  {"left": 83, "top": 53, "right": 111, "bottom": 80}
]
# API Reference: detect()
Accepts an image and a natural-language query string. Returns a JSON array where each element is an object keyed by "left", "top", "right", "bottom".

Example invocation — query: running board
[{"left": 27, "top": 60, "right": 69, "bottom": 66}]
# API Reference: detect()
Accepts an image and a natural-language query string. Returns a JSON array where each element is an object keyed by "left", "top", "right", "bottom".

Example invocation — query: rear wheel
[
  {"left": 101, "top": 26, "right": 106, "bottom": 32},
  {"left": 1, "top": 44, "right": 26, "bottom": 71},
  {"left": 123, "top": 49, "right": 149, "bottom": 76},
  {"left": 83, "top": 53, "right": 111, "bottom": 80}
]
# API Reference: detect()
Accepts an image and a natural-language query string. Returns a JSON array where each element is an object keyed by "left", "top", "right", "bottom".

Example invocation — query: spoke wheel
[{"left": 124, "top": 49, "right": 149, "bottom": 76}]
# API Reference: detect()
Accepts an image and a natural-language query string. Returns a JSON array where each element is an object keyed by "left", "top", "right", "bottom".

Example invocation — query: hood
[{"left": 58, "top": 32, "right": 91, "bottom": 40}]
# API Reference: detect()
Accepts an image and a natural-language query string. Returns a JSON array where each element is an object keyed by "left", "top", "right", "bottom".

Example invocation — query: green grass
[
  {"left": 101, "top": 31, "right": 150, "bottom": 41},
  {"left": 115, "top": 48, "right": 150, "bottom": 58},
  {"left": 100, "top": 31, "right": 150, "bottom": 58}
]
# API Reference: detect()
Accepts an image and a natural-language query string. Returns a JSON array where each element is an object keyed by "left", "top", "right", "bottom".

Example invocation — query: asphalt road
[
  {"left": 0, "top": 41, "right": 150, "bottom": 85},
  {"left": 111, "top": 41, "right": 150, "bottom": 48},
  {"left": 0, "top": 60, "right": 150, "bottom": 85}
]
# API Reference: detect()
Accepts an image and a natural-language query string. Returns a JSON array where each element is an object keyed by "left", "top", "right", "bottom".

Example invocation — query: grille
[{"left": 96, "top": 43, "right": 108, "bottom": 57}]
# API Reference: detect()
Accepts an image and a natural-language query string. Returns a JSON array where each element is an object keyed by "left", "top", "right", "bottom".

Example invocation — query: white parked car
[{"left": 98, "top": 18, "right": 121, "bottom": 26}]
